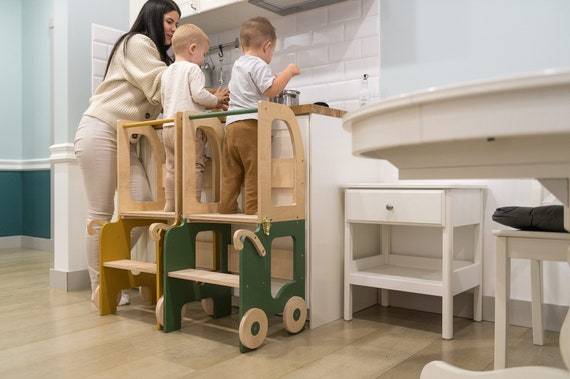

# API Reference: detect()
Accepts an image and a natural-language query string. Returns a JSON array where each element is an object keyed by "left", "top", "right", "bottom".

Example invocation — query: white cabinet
[
  {"left": 129, "top": 0, "right": 199, "bottom": 25},
  {"left": 130, "top": 0, "right": 276, "bottom": 34},
  {"left": 199, "top": 0, "right": 237, "bottom": 13},
  {"left": 179, "top": 1, "right": 276, "bottom": 34},
  {"left": 175, "top": 0, "right": 200, "bottom": 17},
  {"left": 343, "top": 184, "right": 484, "bottom": 339}
]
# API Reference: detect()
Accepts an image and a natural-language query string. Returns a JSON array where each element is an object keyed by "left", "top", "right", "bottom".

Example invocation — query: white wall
[
  {"left": 0, "top": 2, "right": 23, "bottom": 160},
  {"left": 379, "top": 0, "right": 570, "bottom": 98},
  {"left": 22, "top": 0, "right": 53, "bottom": 160}
]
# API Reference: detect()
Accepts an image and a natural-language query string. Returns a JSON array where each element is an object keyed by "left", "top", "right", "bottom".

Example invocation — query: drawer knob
[{"left": 385, "top": 204, "right": 394, "bottom": 211}]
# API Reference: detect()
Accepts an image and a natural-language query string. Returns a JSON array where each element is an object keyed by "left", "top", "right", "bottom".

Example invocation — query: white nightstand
[{"left": 343, "top": 183, "right": 485, "bottom": 339}]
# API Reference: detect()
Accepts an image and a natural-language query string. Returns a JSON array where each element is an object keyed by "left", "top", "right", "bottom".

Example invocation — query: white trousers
[
  {"left": 163, "top": 126, "right": 206, "bottom": 210},
  {"left": 74, "top": 115, "right": 152, "bottom": 293}
]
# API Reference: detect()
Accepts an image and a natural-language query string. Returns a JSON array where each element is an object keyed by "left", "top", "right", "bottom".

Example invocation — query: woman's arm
[{"left": 122, "top": 34, "right": 168, "bottom": 106}]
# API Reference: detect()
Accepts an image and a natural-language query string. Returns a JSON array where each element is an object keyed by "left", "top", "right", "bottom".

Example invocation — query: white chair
[
  {"left": 420, "top": 229, "right": 570, "bottom": 378},
  {"left": 494, "top": 230, "right": 570, "bottom": 369}
]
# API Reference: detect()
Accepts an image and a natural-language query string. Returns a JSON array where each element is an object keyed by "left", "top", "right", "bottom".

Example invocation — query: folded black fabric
[{"left": 492, "top": 205, "right": 567, "bottom": 233}]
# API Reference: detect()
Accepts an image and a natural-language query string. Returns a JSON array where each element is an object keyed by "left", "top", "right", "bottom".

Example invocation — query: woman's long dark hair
[{"left": 104, "top": 0, "right": 181, "bottom": 77}]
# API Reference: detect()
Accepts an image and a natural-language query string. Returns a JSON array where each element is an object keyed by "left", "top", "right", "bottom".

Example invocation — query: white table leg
[
  {"left": 473, "top": 218, "right": 483, "bottom": 322},
  {"left": 494, "top": 235, "right": 510, "bottom": 370},
  {"left": 380, "top": 225, "right": 390, "bottom": 307},
  {"left": 530, "top": 259, "right": 544, "bottom": 345},
  {"left": 442, "top": 217, "right": 453, "bottom": 340},
  {"left": 343, "top": 221, "right": 353, "bottom": 321}
]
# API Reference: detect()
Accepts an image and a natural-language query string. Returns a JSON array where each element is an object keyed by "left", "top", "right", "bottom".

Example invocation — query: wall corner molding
[
  {"left": 0, "top": 158, "right": 51, "bottom": 171},
  {"left": 49, "top": 143, "right": 77, "bottom": 164}
]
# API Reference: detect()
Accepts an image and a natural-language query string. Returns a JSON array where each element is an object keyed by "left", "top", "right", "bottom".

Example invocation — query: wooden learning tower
[
  {"left": 92, "top": 108, "right": 224, "bottom": 326},
  {"left": 94, "top": 101, "right": 307, "bottom": 352},
  {"left": 160, "top": 101, "right": 307, "bottom": 352},
  {"left": 90, "top": 113, "right": 177, "bottom": 321}
]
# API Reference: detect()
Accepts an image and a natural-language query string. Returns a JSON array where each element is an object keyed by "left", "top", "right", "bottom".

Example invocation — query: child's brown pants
[{"left": 219, "top": 119, "right": 258, "bottom": 214}]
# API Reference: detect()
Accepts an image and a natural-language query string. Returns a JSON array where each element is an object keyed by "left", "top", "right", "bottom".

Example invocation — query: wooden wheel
[
  {"left": 283, "top": 296, "right": 307, "bottom": 334},
  {"left": 239, "top": 308, "right": 268, "bottom": 350},
  {"left": 201, "top": 298, "right": 214, "bottom": 316},
  {"left": 155, "top": 295, "right": 164, "bottom": 326},
  {"left": 139, "top": 286, "right": 152, "bottom": 302}
]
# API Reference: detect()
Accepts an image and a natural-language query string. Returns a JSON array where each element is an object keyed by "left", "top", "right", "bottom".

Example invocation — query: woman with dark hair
[{"left": 74, "top": 0, "right": 181, "bottom": 305}]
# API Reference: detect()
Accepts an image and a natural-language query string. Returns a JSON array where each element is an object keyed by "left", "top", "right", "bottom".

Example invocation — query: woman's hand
[{"left": 213, "top": 87, "right": 230, "bottom": 110}]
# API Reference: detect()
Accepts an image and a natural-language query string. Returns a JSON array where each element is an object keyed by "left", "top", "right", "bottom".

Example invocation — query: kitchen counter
[
  {"left": 291, "top": 104, "right": 346, "bottom": 118},
  {"left": 214, "top": 104, "right": 346, "bottom": 123}
]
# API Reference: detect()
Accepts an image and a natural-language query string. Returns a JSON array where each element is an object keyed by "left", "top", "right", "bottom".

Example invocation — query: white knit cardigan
[{"left": 84, "top": 34, "right": 166, "bottom": 128}]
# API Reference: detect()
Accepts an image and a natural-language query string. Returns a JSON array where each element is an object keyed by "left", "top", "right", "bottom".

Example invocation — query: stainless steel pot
[{"left": 271, "top": 89, "right": 300, "bottom": 106}]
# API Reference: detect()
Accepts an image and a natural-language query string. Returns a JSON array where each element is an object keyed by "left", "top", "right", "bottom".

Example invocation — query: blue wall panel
[
  {"left": 22, "top": 171, "right": 51, "bottom": 238},
  {"left": 0, "top": 171, "right": 24, "bottom": 236},
  {"left": 0, "top": 170, "right": 50, "bottom": 238}
]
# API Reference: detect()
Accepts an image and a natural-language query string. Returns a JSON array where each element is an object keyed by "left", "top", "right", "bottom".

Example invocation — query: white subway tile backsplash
[
  {"left": 328, "top": 0, "right": 362, "bottom": 24},
  {"left": 282, "top": 32, "right": 311, "bottom": 53},
  {"left": 328, "top": 40, "right": 362, "bottom": 63},
  {"left": 361, "top": 35, "right": 379, "bottom": 57},
  {"left": 91, "top": 24, "right": 122, "bottom": 45},
  {"left": 271, "top": 16, "right": 296, "bottom": 37},
  {"left": 312, "top": 24, "right": 344, "bottom": 47},
  {"left": 297, "top": 46, "right": 329, "bottom": 67},
  {"left": 106, "top": 45, "right": 115, "bottom": 58},
  {"left": 92, "top": 42, "right": 108, "bottom": 61},
  {"left": 328, "top": 78, "right": 361, "bottom": 101},
  {"left": 295, "top": 83, "right": 328, "bottom": 104},
  {"left": 362, "top": 0, "right": 379, "bottom": 17},
  {"left": 344, "top": 56, "right": 379, "bottom": 80},
  {"left": 93, "top": 59, "right": 108, "bottom": 78},
  {"left": 287, "top": 72, "right": 311, "bottom": 89},
  {"left": 296, "top": 8, "right": 327, "bottom": 33},
  {"left": 92, "top": 77, "right": 103, "bottom": 93},
  {"left": 202, "top": 0, "right": 379, "bottom": 110},
  {"left": 345, "top": 15, "right": 378, "bottom": 40},
  {"left": 217, "top": 28, "right": 240, "bottom": 50},
  {"left": 312, "top": 62, "right": 344, "bottom": 84},
  {"left": 208, "top": 34, "right": 220, "bottom": 48},
  {"left": 271, "top": 53, "right": 298, "bottom": 73},
  {"left": 344, "top": 99, "right": 361, "bottom": 111},
  {"left": 228, "top": 47, "right": 243, "bottom": 62}
]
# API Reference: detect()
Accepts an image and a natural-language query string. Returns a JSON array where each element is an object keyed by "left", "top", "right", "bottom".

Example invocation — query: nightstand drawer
[{"left": 345, "top": 189, "right": 444, "bottom": 225}]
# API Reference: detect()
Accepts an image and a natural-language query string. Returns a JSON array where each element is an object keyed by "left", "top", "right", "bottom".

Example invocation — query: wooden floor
[{"left": 0, "top": 248, "right": 565, "bottom": 378}]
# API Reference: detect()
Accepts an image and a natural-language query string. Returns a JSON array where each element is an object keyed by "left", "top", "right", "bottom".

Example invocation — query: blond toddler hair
[{"left": 171, "top": 23, "right": 209, "bottom": 56}]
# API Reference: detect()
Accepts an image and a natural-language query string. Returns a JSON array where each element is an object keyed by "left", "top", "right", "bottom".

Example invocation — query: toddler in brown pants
[{"left": 219, "top": 17, "right": 300, "bottom": 214}]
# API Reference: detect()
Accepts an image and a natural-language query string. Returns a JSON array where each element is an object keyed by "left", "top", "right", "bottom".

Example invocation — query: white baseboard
[
  {"left": 49, "top": 268, "right": 90, "bottom": 291},
  {"left": 0, "top": 236, "right": 23, "bottom": 248},
  {"left": 0, "top": 236, "right": 53, "bottom": 251}
]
